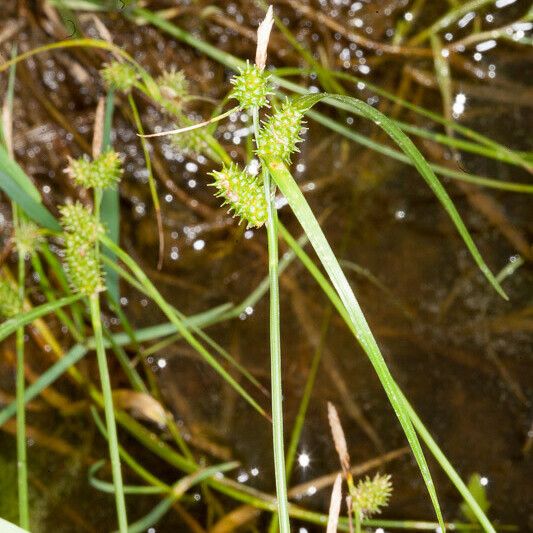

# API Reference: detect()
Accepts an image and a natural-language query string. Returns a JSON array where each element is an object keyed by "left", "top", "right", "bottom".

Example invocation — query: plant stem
[
  {"left": 89, "top": 293, "right": 128, "bottom": 533},
  {"left": 355, "top": 511, "right": 362, "bottom": 533},
  {"left": 253, "top": 108, "right": 290, "bottom": 533},
  {"left": 16, "top": 228, "right": 29, "bottom": 530}
]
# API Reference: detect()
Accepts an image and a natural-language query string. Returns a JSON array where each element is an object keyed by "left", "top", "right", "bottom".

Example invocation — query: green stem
[
  {"left": 253, "top": 107, "right": 290, "bottom": 533},
  {"left": 89, "top": 293, "right": 128, "bottom": 533},
  {"left": 355, "top": 510, "right": 362, "bottom": 533},
  {"left": 16, "top": 231, "right": 29, "bottom": 530}
]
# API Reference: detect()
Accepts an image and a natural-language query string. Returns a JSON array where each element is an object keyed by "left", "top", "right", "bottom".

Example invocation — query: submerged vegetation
[{"left": 0, "top": 0, "right": 531, "bottom": 532}]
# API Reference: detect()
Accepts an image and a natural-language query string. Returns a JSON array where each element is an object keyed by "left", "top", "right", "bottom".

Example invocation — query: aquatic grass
[
  {"left": 14, "top": 212, "right": 29, "bottom": 530},
  {"left": 60, "top": 157, "right": 129, "bottom": 531},
  {"left": 254, "top": 105, "right": 291, "bottom": 532},
  {"left": 1, "top": 51, "right": 30, "bottom": 531},
  {"left": 88, "top": 293, "right": 129, "bottom": 532}
]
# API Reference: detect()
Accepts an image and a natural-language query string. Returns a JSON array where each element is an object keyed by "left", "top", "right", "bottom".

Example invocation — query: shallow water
[{"left": 0, "top": 0, "right": 532, "bottom": 531}]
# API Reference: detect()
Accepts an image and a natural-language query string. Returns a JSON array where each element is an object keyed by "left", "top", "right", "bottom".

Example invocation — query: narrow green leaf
[
  {"left": 100, "top": 235, "right": 268, "bottom": 419},
  {"left": 279, "top": 223, "right": 497, "bottom": 533},
  {"left": 266, "top": 160, "right": 445, "bottom": 531},
  {"left": 0, "top": 161, "right": 60, "bottom": 231},
  {"left": 100, "top": 90, "right": 120, "bottom": 301},
  {"left": 295, "top": 93, "right": 507, "bottom": 299},
  {"left": 0, "top": 294, "right": 83, "bottom": 342},
  {"left": 0, "top": 345, "right": 87, "bottom": 427},
  {"left": 116, "top": 463, "right": 239, "bottom": 533}
]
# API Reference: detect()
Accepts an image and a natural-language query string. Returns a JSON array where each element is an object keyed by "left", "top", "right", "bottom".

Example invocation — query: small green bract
[
  {"left": 65, "top": 150, "right": 123, "bottom": 190},
  {"left": 101, "top": 62, "right": 139, "bottom": 93},
  {"left": 60, "top": 202, "right": 105, "bottom": 296},
  {"left": 230, "top": 62, "right": 271, "bottom": 110},
  {"left": 209, "top": 163, "right": 268, "bottom": 228},
  {"left": 257, "top": 99, "right": 305, "bottom": 164}
]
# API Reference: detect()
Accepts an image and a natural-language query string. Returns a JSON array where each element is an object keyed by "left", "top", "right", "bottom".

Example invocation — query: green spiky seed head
[
  {"left": 63, "top": 232, "right": 104, "bottom": 296},
  {"left": 256, "top": 99, "right": 305, "bottom": 164},
  {"left": 209, "top": 163, "right": 268, "bottom": 228},
  {"left": 65, "top": 150, "right": 123, "bottom": 190},
  {"left": 352, "top": 473, "right": 392, "bottom": 517},
  {"left": 59, "top": 202, "right": 104, "bottom": 241},
  {"left": 15, "top": 220, "right": 42, "bottom": 257},
  {"left": 158, "top": 68, "right": 189, "bottom": 101},
  {"left": 0, "top": 281, "right": 20, "bottom": 318},
  {"left": 60, "top": 203, "right": 104, "bottom": 296},
  {"left": 230, "top": 62, "right": 271, "bottom": 110},
  {"left": 101, "top": 62, "right": 139, "bottom": 92}
]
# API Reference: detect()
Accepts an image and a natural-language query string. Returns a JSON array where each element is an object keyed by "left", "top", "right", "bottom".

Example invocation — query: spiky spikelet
[
  {"left": 65, "top": 150, "right": 123, "bottom": 190},
  {"left": 352, "top": 473, "right": 392, "bottom": 517},
  {"left": 0, "top": 281, "right": 20, "bottom": 318},
  {"left": 209, "top": 163, "right": 268, "bottom": 228},
  {"left": 157, "top": 68, "right": 189, "bottom": 101},
  {"left": 59, "top": 203, "right": 105, "bottom": 296},
  {"left": 15, "top": 220, "right": 42, "bottom": 257},
  {"left": 59, "top": 202, "right": 104, "bottom": 240},
  {"left": 101, "top": 61, "right": 139, "bottom": 92},
  {"left": 230, "top": 62, "right": 271, "bottom": 110},
  {"left": 256, "top": 99, "right": 306, "bottom": 164}
]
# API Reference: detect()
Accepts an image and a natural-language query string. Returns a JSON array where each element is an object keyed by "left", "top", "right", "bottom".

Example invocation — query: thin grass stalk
[
  {"left": 269, "top": 308, "right": 331, "bottom": 533},
  {"left": 253, "top": 106, "right": 290, "bottom": 532},
  {"left": 128, "top": 93, "right": 164, "bottom": 269},
  {"left": 15, "top": 212, "right": 29, "bottom": 529},
  {"left": 89, "top": 293, "right": 128, "bottom": 533}
]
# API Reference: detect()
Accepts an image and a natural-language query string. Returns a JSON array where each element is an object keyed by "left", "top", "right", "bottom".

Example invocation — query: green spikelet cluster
[
  {"left": 65, "top": 150, "right": 123, "bottom": 190},
  {"left": 0, "top": 281, "right": 20, "bottom": 318},
  {"left": 101, "top": 61, "right": 139, "bottom": 92},
  {"left": 209, "top": 163, "right": 268, "bottom": 228},
  {"left": 352, "top": 473, "right": 392, "bottom": 517},
  {"left": 230, "top": 62, "right": 271, "bottom": 110},
  {"left": 15, "top": 220, "right": 42, "bottom": 257},
  {"left": 60, "top": 203, "right": 105, "bottom": 296},
  {"left": 158, "top": 69, "right": 189, "bottom": 101},
  {"left": 256, "top": 99, "right": 305, "bottom": 164}
]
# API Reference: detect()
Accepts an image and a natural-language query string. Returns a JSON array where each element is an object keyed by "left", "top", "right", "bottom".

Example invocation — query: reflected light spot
[{"left": 298, "top": 452, "right": 310, "bottom": 468}]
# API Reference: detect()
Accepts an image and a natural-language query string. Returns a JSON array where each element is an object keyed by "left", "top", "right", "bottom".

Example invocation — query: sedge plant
[
  {"left": 60, "top": 151, "right": 128, "bottom": 533},
  {"left": 0, "top": 5, "right": 519, "bottom": 531}
]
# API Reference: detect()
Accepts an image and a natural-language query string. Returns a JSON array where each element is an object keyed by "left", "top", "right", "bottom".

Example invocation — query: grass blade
[
  {"left": 266, "top": 159, "right": 445, "bottom": 530},
  {"left": 295, "top": 93, "right": 507, "bottom": 299},
  {"left": 0, "top": 294, "right": 83, "bottom": 342}
]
